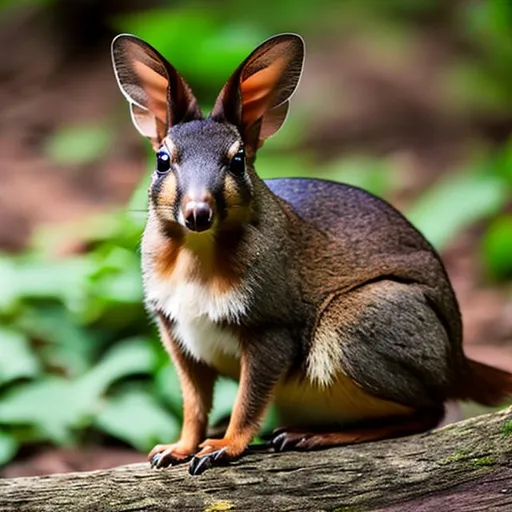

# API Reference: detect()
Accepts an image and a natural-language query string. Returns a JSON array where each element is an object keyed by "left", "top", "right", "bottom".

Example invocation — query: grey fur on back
[{"left": 264, "top": 177, "right": 465, "bottom": 405}]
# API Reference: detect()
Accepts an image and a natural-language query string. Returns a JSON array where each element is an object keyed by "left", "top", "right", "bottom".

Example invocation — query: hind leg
[
  {"left": 270, "top": 408, "right": 444, "bottom": 451},
  {"left": 273, "top": 279, "right": 453, "bottom": 451},
  {"left": 308, "top": 279, "right": 454, "bottom": 411}
]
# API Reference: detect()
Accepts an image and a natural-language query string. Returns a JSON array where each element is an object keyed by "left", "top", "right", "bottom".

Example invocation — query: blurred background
[{"left": 1, "top": 0, "right": 512, "bottom": 477}]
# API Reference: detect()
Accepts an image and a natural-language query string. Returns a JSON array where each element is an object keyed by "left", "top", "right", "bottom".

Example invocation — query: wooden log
[{"left": 1, "top": 406, "right": 511, "bottom": 512}]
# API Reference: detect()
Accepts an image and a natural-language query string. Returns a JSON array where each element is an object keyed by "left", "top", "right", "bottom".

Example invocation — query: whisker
[{"left": 125, "top": 207, "right": 175, "bottom": 213}]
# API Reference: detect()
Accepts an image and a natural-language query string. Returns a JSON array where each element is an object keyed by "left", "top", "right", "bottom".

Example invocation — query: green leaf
[
  {"left": 3, "top": 257, "right": 93, "bottom": 309},
  {"left": 257, "top": 153, "right": 391, "bottom": 197},
  {"left": 31, "top": 210, "right": 144, "bottom": 255},
  {"left": 0, "top": 0, "right": 55, "bottom": 11},
  {"left": 494, "top": 138, "right": 512, "bottom": 186},
  {"left": 0, "top": 339, "right": 157, "bottom": 446},
  {"left": 0, "top": 329, "right": 41, "bottom": 386},
  {"left": 407, "top": 172, "right": 508, "bottom": 250},
  {"left": 210, "top": 378, "right": 238, "bottom": 426},
  {"left": 257, "top": 153, "right": 316, "bottom": 180},
  {"left": 91, "top": 269, "right": 143, "bottom": 305},
  {"left": 319, "top": 156, "right": 392, "bottom": 196},
  {"left": 155, "top": 364, "right": 183, "bottom": 415},
  {"left": 87, "top": 248, "right": 143, "bottom": 309},
  {"left": 16, "top": 306, "right": 99, "bottom": 377},
  {"left": 444, "top": 61, "right": 512, "bottom": 112},
  {"left": 79, "top": 337, "right": 157, "bottom": 397},
  {"left": 0, "top": 430, "right": 18, "bottom": 466},
  {"left": 45, "top": 123, "right": 111, "bottom": 166},
  {"left": 0, "top": 377, "right": 96, "bottom": 444},
  {"left": 95, "top": 389, "right": 179, "bottom": 451},
  {"left": 0, "top": 257, "right": 18, "bottom": 310},
  {"left": 482, "top": 215, "right": 512, "bottom": 280}
]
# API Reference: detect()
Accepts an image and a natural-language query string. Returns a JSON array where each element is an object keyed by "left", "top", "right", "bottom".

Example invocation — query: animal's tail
[{"left": 456, "top": 359, "right": 512, "bottom": 406}]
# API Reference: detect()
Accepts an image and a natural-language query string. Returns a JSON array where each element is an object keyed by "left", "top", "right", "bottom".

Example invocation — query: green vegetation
[
  {"left": 502, "top": 420, "right": 512, "bottom": 437},
  {"left": 45, "top": 124, "right": 112, "bottom": 166},
  {"left": 438, "top": 451, "right": 497, "bottom": 468},
  {"left": 470, "top": 455, "right": 496, "bottom": 467},
  {"left": 437, "top": 450, "right": 469, "bottom": 466},
  {"left": 0, "top": 209, "right": 244, "bottom": 463},
  {"left": 1, "top": 0, "right": 512, "bottom": 467}
]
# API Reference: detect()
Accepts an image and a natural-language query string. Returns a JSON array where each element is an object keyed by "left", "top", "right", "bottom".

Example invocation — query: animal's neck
[
  {"left": 144, "top": 173, "right": 290, "bottom": 291},
  {"left": 145, "top": 218, "right": 246, "bottom": 294}
]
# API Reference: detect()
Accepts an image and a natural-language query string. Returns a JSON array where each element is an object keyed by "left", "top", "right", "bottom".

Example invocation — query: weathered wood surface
[{"left": 1, "top": 407, "right": 511, "bottom": 512}]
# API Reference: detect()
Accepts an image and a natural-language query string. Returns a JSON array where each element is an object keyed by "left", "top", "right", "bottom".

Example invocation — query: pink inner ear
[
  {"left": 131, "top": 104, "right": 158, "bottom": 139},
  {"left": 241, "top": 57, "right": 286, "bottom": 128},
  {"left": 133, "top": 60, "right": 168, "bottom": 124}
]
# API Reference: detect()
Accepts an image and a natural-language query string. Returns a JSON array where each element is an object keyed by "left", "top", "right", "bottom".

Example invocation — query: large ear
[
  {"left": 210, "top": 34, "right": 304, "bottom": 159},
  {"left": 111, "top": 34, "right": 203, "bottom": 150}
]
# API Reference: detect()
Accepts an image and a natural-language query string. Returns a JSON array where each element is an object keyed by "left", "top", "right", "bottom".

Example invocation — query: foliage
[
  {"left": 1, "top": 0, "right": 512, "bottom": 468},
  {"left": 407, "top": 150, "right": 511, "bottom": 251},
  {"left": 0, "top": 205, "right": 223, "bottom": 462},
  {"left": 45, "top": 124, "right": 112, "bottom": 166},
  {"left": 482, "top": 215, "right": 512, "bottom": 281},
  {"left": 0, "top": 0, "right": 54, "bottom": 11}
]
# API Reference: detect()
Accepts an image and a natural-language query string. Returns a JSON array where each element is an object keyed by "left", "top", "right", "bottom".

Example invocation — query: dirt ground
[{"left": 1, "top": 3, "right": 511, "bottom": 478}]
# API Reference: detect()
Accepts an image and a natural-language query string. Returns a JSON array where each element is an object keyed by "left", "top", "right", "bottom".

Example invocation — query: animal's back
[
  {"left": 265, "top": 177, "right": 431, "bottom": 256},
  {"left": 265, "top": 177, "right": 460, "bottom": 338}
]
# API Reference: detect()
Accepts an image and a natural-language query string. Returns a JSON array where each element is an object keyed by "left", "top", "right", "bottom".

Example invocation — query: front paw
[
  {"left": 148, "top": 441, "right": 196, "bottom": 469},
  {"left": 188, "top": 438, "right": 246, "bottom": 476}
]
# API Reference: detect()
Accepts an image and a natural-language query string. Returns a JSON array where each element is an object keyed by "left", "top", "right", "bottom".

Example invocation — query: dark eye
[
  {"left": 229, "top": 148, "right": 245, "bottom": 176},
  {"left": 156, "top": 150, "right": 171, "bottom": 174}
]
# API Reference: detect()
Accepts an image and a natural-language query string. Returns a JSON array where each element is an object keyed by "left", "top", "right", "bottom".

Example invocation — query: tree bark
[{"left": 1, "top": 406, "right": 512, "bottom": 512}]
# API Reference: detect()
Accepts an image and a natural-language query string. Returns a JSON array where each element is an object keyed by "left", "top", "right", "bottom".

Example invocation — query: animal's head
[{"left": 111, "top": 34, "right": 304, "bottom": 233}]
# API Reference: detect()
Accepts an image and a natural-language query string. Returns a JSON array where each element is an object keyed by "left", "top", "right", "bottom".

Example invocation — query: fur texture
[{"left": 111, "top": 33, "right": 512, "bottom": 474}]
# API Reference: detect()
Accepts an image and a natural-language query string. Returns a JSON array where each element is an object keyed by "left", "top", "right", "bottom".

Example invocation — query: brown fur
[
  {"left": 271, "top": 408, "right": 444, "bottom": 451},
  {"left": 144, "top": 218, "right": 243, "bottom": 295},
  {"left": 197, "top": 346, "right": 275, "bottom": 459},
  {"left": 158, "top": 171, "right": 178, "bottom": 213},
  {"left": 454, "top": 360, "right": 512, "bottom": 407},
  {"left": 275, "top": 372, "right": 413, "bottom": 427},
  {"left": 149, "top": 234, "right": 183, "bottom": 278},
  {"left": 152, "top": 314, "right": 217, "bottom": 463}
]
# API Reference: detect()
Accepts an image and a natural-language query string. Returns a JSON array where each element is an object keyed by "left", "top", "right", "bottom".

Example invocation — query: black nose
[{"left": 183, "top": 201, "right": 214, "bottom": 232}]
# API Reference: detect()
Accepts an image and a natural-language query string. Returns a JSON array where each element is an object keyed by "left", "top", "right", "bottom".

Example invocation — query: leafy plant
[
  {"left": 407, "top": 167, "right": 509, "bottom": 251},
  {"left": 482, "top": 215, "right": 512, "bottom": 281},
  {"left": 0, "top": 206, "right": 162, "bottom": 465},
  {"left": 45, "top": 123, "right": 112, "bottom": 167}
]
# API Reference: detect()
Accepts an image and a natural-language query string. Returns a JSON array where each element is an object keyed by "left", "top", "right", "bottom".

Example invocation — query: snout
[{"left": 182, "top": 197, "right": 215, "bottom": 232}]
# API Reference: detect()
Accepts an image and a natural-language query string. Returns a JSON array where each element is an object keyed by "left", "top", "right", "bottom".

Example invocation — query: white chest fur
[{"left": 145, "top": 275, "right": 248, "bottom": 365}]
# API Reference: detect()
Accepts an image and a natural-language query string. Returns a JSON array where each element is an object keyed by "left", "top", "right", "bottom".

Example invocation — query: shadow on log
[{"left": 1, "top": 407, "right": 512, "bottom": 512}]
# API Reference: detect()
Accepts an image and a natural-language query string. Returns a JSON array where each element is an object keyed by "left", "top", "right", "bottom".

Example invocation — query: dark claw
[
  {"left": 189, "top": 448, "right": 229, "bottom": 476},
  {"left": 271, "top": 432, "right": 291, "bottom": 452},
  {"left": 270, "top": 432, "right": 285, "bottom": 451},
  {"left": 150, "top": 453, "right": 163, "bottom": 469},
  {"left": 270, "top": 432, "right": 306, "bottom": 452},
  {"left": 189, "top": 454, "right": 214, "bottom": 475},
  {"left": 150, "top": 451, "right": 191, "bottom": 469},
  {"left": 213, "top": 448, "right": 228, "bottom": 461}
]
